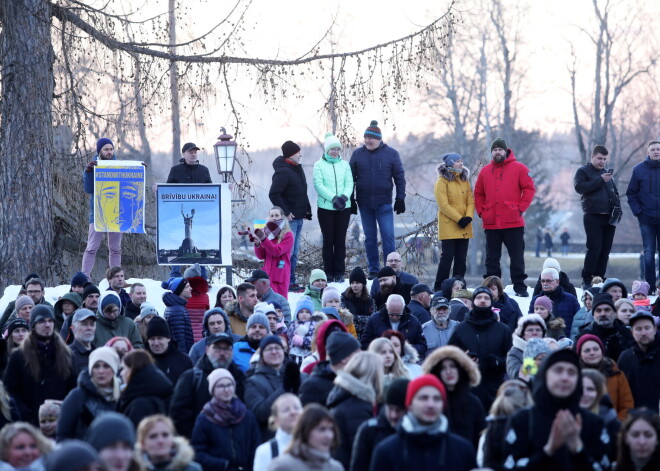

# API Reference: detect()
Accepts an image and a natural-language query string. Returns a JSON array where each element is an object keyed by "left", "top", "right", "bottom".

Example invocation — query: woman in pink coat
[{"left": 253, "top": 206, "right": 294, "bottom": 298}]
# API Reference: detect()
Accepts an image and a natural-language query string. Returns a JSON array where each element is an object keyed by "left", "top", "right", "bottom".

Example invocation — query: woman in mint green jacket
[{"left": 313, "top": 133, "right": 354, "bottom": 282}]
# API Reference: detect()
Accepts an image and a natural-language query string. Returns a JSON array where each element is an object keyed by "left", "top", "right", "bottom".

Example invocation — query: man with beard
[
  {"left": 170, "top": 332, "right": 246, "bottom": 438},
  {"left": 3, "top": 305, "right": 76, "bottom": 425},
  {"left": 146, "top": 316, "right": 193, "bottom": 386},
  {"left": 618, "top": 311, "right": 660, "bottom": 412},
  {"left": 70, "top": 308, "right": 97, "bottom": 374},
  {"left": 233, "top": 312, "right": 271, "bottom": 372},
  {"left": 373, "top": 267, "right": 414, "bottom": 309},
  {"left": 226, "top": 282, "right": 259, "bottom": 336},
  {"left": 578, "top": 292, "right": 634, "bottom": 363},
  {"left": 474, "top": 138, "right": 535, "bottom": 297},
  {"left": 61, "top": 284, "right": 101, "bottom": 342},
  {"left": 370, "top": 251, "right": 419, "bottom": 296},
  {"left": 448, "top": 287, "right": 512, "bottom": 410},
  {"left": 422, "top": 296, "right": 459, "bottom": 357}
]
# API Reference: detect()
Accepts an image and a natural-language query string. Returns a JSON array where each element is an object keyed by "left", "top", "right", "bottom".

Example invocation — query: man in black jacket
[
  {"left": 574, "top": 145, "right": 620, "bottom": 288},
  {"left": 70, "top": 308, "right": 97, "bottom": 375},
  {"left": 268, "top": 140, "right": 312, "bottom": 290},
  {"left": 146, "top": 317, "right": 193, "bottom": 386},
  {"left": 167, "top": 142, "right": 212, "bottom": 184},
  {"left": 373, "top": 266, "right": 414, "bottom": 309},
  {"left": 169, "top": 332, "right": 245, "bottom": 438}
]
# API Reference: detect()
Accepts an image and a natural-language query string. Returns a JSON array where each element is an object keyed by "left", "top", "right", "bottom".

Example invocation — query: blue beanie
[
  {"left": 96, "top": 138, "right": 114, "bottom": 155},
  {"left": 70, "top": 271, "right": 88, "bottom": 288},
  {"left": 161, "top": 277, "right": 187, "bottom": 296},
  {"left": 442, "top": 153, "right": 463, "bottom": 167},
  {"left": 321, "top": 306, "right": 340, "bottom": 320},
  {"left": 295, "top": 296, "right": 315, "bottom": 320},
  {"left": 100, "top": 291, "right": 122, "bottom": 313}
]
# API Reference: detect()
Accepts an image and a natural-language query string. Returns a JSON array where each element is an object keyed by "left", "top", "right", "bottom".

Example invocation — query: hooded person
[
  {"left": 93, "top": 291, "right": 143, "bottom": 348},
  {"left": 448, "top": 287, "right": 512, "bottom": 410},
  {"left": 369, "top": 374, "right": 477, "bottom": 471},
  {"left": 287, "top": 297, "right": 317, "bottom": 364},
  {"left": 188, "top": 307, "right": 234, "bottom": 364},
  {"left": 507, "top": 314, "right": 548, "bottom": 379},
  {"left": 161, "top": 277, "right": 195, "bottom": 354},
  {"left": 502, "top": 349, "right": 611, "bottom": 470},
  {"left": 183, "top": 264, "right": 210, "bottom": 343},
  {"left": 53, "top": 292, "right": 82, "bottom": 333}
]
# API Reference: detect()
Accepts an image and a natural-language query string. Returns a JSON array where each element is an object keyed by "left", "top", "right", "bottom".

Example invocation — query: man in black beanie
[
  {"left": 269, "top": 140, "right": 312, "bottom": 291},
  {"left": 146, "top": 316, "right": 192, "bottom": 386},
  {"left": 351, "top": 378, "right": 409, "bottom": 471},
  {"left": 576, "top": 292, "right": 633, "bottom": 362},
  {"left": 449, "top": 287, "right": 512, "bottom": 410}
]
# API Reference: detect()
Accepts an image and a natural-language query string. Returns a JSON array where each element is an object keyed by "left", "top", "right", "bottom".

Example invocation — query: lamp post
[{"left": 213, "top": 127, "right": 237, "bottom": 183}]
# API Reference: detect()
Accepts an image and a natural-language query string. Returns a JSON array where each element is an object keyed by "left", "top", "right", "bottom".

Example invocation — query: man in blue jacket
[
  {"left": 350, "top": 121, "right": 406, "bottom": 279},
  {"left": 627, "top": 140, "right": 660, "bottom": 291}
]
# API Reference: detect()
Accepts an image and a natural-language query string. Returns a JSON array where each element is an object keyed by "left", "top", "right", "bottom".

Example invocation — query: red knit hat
[
  {"left": 576, "top": 334, "right": 605, "bottom": 356},
  {"left": 405, "top": 374, "right": 447, "bottom": 407}
]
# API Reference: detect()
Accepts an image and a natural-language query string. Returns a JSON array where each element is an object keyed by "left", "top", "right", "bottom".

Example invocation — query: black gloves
[
  {"left": 350, "top": 195, "right": 358, "bottom": 214},
  {"left": 393, "top": 198, "right": 405, "bottom": 214},
  {"left": 282, "top": 360, "right": 301, "bottom": 394},
  {"left": 305, "top": 211, "right": 313, "bottom": 221},
  {"left": 457, "top": 217, "right": 472, "bottom": 228}
]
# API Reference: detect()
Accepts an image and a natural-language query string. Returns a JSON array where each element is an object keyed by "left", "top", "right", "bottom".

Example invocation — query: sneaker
[
  {"left": 368, "top": 272, "right": 379, "bottom": 280},
  {"left": 514, "top": 290, "right": 529, "bottom": 297}
]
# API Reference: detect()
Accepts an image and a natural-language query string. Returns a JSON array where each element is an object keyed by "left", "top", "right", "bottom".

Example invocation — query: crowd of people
[{"left": 0, "top": 132, "right": 659, "bottom": 470}]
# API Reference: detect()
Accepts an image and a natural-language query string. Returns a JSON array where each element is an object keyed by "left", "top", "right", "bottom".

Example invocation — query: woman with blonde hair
[
  {"left": 136, "top": 414, "right": 201, "bottom": 471},
  {"left": 326, "top": 351, "right": 383, "bottom": 469},
  {"left": 251, "top": 206, "right": 294, "bottom": 297},
  {"left": 368, "top": 338, "right": 410, "bottom": 391},
  {"left": 253, "top": 393, "right": 302, "bottom": 471},
  {"left": 0, "top": 422, "right": 52, "bottom": 470}
]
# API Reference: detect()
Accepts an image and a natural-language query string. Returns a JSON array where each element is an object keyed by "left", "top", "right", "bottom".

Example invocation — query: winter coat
[
  {"left": 532, "top": 271, "right": 578, "bottom": 298},
  {"left": 349, "top": 141, "right": 406, "bottom": 208},
  {"left": 267, "top": 443, "right": 344, "bottom": 471},
  {"left": 188, "top": 307, "right": 235, "bottom": 365},
  {"left": 302, "top": 285, "right": 324, "bottom": 312},
  {"left": 579, "top": 319, "right": 635, "bottom": 363},
  {"left": 166, "top": 159, "right": 212, "bottom": 184},
  {"left": 528, "top": 286, "right": 580, "bottom": 337},
  {"left": 449, "top": 299, "right": 470, "bottom": 322},
  {"left": 149, "top": 342, "right": 193, "bottom": 386},
  {"left": 118, "top": 363, "right": 174, "bottom": 427},
  {"left": 299, "top": 360, "right": 336, "bottom": 407},
  {"left": 493, "top": 293, "right": 523, "bottom": 332},
  {"left": 506, "top": 334, "right": 526, "bottom": 380},
  {"left": 83, "top": 153, "right": 117, "bottom": 224},
  {"left": 474, "top": 150, "right": 535, "bottom": 230},
  {"left": 287, "top": 320, "right": 315, "bottom": 359},
  {"left": 481, "top": 415, "right": 510, "bottom": 471},
  {"left": 502, "top": 354, "right": 610, "bottom": 471},
  {"left": 138, "top": 437, "right": 202, "bottom": 471},
  {"left": 360, "top": 307, "right": 427, "bottom": 357},
  {"left": 627, "top": 156, "right": 660, "bottom": 221},
  {"left": 185, "top": 276, "right": 210, "bottom": 343},
  {"left": 191, "top": 405, "right": 260, "bottom": 471},
  {"left": 370, "top": 272, "right": 419, "bottom": 297},
  {"left": 406, "top": 299, "right": 431, "bottom": 325},
  {"left": 574, "top": 162, "right": 619, "bottom": 214},
  {"left": 233, "top": 337, "right": 259, "bottom": 373},
  {"left": 341, "top": 291, "right": 375, "bottom": 339},
  {"left": 124, "top": 302, "right": 141, "bottom": 320},
  {"left": 448, "top": 308, "right": 512, "bottom": 409},
  {"left": 603, "top": 361, "right": 635, "bottom": 420},
  {"left": 93, "top": 311, "right": 144, "bottom": 349},
  {"left": 440, "top": 276, "right": 465, "bottom": 299},
  {"left": 313, "top": 155, "right": 354, "bottom": 210},
  {"left": 301, "top": 320, "right": 349, "bottom": 374},
  {"left": 170, "top": 355, "right": 246, "bottom": 438},
  {"left": 254, "top": 232, "right": 294, "bottom": 290},
  {"left": 434, "top": 164, "right": 474, "bottom": 240},
  {"left": 268, "top": 156, "right": 311, "bottom": 219},
  {"left": 226, "top": 301, "right": 249, "bottom": 337},
  {"left": 618, "top": 333, "right": 660, "bottom": 413},
  {"left": 163, "top": 292, "right": 195, "bottom": 355},
  {"left": 350, "top": 410, "right": 395, "bottom": 471},
  {"left": 70, "top": 339, "right": 94, "bottom": 376},
  {"left": 56, "top": 369, "right": 118, "bottom": 441},
  {"left": 53, "top": 292, "right": 82, "bottom": 334},
  {"left": 244, "top": 364, "right": 285, "bottom": 439},
  {"left": 570, "top": 307, "right": 592, "bottom": 341},
  {"left": 3, "top": 344, "right": 76, "bottom": 425},
  {"left": 421, "top": 319, "right": 459, "bottom": 357},
  {"left": 260, "top": 288, "right": 291, "bottom": 324},
  {"left": 370, "top": 414, "right": 477, "bottom": 471},
  {"left": 326, "top": 371, "right": 377, "bottom": 470}
]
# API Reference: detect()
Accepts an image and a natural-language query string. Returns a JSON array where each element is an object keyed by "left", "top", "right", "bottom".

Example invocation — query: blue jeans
[
  {"left": 359, "top": 203, "right": 395, "bottom": 273},
  {"left": 289, "top": 218, "right": 304, "bottom": 283},
  {"left": 640, "top": 220, "right": 660, "bottom": 287}
]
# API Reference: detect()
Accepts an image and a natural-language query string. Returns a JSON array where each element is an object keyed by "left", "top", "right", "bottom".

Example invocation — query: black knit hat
[
  {"left": 491, "top": 137, "right": 507, "bottom": 152},
  {"left": 385, "top": 378, "right": 410, "bottom": 407},
  {"left": 591, "top": 292, "right": 615, "bottom": 311},
  {"left": 259, "top": 335, "right": 284, "bottom": 360},
  {"left": 364, "top": 120, "right": 382, "bottom": 140},
  {"left": 6, "top": 318, "right": 29, "bottom": 337},
  {"left": 87, "top": 412, "right": 136, "bottom": 451},
  {"left": 472, "top": 286, "right": 493, "bottom": 302},
  {"left": 70, "top": 272, "right": 88, "bottom": 288},
  {"left": 281, "top": 141, "right": 301, "bottom": 159},
  {"left": 377, "top": 266, "right": 396, "bottom": 279},
  {"left": 326, "top": 331, "right": 360, "bottom": 366},
  {"left": 82, "top": 284, "right": 100, "bottom": 301},
  {"left": 349, "top": 267, "right": 367, "bottom": 285},
  {"left": 46, "top": 440, "right": 99, "bottom": 471},
  {"left": 146, "top": 316, "right": 171, "bottom": 339},
  {"left": 30, "top": 305, "right": 55, "bottom": 329}
]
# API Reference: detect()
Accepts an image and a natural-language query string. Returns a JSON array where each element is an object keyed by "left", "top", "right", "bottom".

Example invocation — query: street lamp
[{"left": 213, "top": 127, "right": 237, "bottom": 183}]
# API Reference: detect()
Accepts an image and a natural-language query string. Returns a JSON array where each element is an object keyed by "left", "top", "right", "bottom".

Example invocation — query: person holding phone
[{"left": 574, "top": 145, "right": 621, "bottom": 290}]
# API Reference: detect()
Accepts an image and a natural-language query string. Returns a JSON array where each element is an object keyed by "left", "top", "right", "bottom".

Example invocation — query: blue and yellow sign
[{"left": 93, "top": 161, "right": 145, "bottom": 233}]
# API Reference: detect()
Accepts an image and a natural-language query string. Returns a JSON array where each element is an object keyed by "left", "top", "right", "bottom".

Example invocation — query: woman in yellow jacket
[{"left": 433, "top": 153, "right": 474, "bottom": 291}]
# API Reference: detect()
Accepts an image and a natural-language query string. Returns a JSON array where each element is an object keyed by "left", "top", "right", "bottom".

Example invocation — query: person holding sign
[{"left": 81, "top": 138, "right": 122, "bottom": 278}]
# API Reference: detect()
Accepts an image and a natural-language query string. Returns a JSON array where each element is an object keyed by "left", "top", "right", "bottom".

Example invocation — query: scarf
[
  {"left": 202, "top": 396, "right": 246, "bottom": 426},
  {"left": 448, "top": 167, "right": 462, "bottom": 175},
  {"left": 265, "top": 219, "right": 286, "bottom": 240},
  {"left": 323, "top": 154, "right": 340, "bottom": 164}
]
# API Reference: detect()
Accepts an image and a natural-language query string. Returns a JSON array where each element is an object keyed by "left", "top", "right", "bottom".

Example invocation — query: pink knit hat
[{"left": 207, "top": 368, "right": 235, "bottom": 395}]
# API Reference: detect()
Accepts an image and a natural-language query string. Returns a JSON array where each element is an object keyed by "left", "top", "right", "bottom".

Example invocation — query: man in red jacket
[{"left": 474, "top": 138, "right": 535, "bottom": 297}]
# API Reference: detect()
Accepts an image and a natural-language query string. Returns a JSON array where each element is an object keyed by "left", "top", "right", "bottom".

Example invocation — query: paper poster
[
  {"left": 156, "top": 184, "right": 232, "bottom": 266},
  {"left": 93, "top": 161, "right": 145, "bottom": 233}
]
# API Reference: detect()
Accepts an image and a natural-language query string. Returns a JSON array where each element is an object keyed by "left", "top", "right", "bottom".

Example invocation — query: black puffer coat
[
  {"left": 350, "top": 410, "right": 395, "bottom": 471},
  {"left": 118, "top": 363, "right": 174, "bottom": 427},
  {"left": 244, "top": 364, "right": 285, "bottom": 440},
  {"left": 268, "top": 156, "right": 311, "bottom": 219},
  {"left": 167, "top": 159, "right": 212, "bottom": 184},
  {"left": 149, "top": 342, "right": 193, "bottom": 386}
]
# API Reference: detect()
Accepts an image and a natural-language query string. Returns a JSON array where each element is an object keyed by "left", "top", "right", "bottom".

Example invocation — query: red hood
[
  {"left": 187, "top": 276, "right": 209, "bottom": 295},
  {"left": 315, "top": 319, "right": 348, "bottom": 361}
]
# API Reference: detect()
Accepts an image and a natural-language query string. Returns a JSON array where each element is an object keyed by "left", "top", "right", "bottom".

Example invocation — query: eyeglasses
[{"left": 215, "top": 382, "right": 235, "bottom": 390}]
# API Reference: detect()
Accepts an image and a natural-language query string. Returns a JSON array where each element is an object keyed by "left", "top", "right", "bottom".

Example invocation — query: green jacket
[
  {"left": 302, "top": 285, "right": 323, "bottom": 312},
  {"left": 313, "top": 156, "right": 354, "bottom": 210},
  {"left": 93, "top": 312, "right": 144, "bottom": 348}
]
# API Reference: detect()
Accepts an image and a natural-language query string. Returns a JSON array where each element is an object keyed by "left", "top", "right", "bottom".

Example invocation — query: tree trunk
[
  {"left": 169, "top": 0, "right": 181, "bottom": 164},
  {"left": 0, "top": 0, "right": 55, "bottom": 288}
]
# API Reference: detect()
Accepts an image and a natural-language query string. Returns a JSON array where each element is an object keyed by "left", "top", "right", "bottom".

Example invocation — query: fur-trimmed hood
[
  {"left": 330, "top": 370, "right": 376, "bottom": 405},
  {"left": 422, "top": 345, "right": 481, "bottom": 387},
  {"left": 436, "top": 163, "right": 470, "bottom": 182},
  {"left": 137, "top": 436, "right": 197, "bottom": 471},
  {"left": 512, "top": 333, "right": 527, "bottom": 352},
  {"left": 338, "top": 308, "right": 354, "bottom": 326},
  {"left": 402, "top": 341, "right": 419, "bottom": 364}
]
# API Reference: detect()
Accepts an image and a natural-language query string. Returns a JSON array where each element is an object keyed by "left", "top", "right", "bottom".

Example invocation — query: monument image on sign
[{"left": 179, "top": 205, "right": 198, "bottom": 255}]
